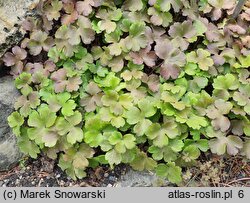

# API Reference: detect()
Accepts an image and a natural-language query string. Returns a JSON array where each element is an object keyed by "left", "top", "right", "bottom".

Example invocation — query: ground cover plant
[{"left": 3, "top": 0, "right": 250, "bottom": 184}]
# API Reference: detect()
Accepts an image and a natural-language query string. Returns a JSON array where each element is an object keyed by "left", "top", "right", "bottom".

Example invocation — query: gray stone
[
  {"left": 0, "top": 0, "right": 40, "bottom": 57},
  {"left": 0, "top": 76, "right": 22, "bottom": 171},
  {"left": 115, "top": 168, "right": 171, "bottom": 187}
]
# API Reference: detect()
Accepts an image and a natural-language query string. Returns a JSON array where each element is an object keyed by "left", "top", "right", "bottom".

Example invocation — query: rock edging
[{"left": 0, "top": 76, "right": 22, "bottom": 171}]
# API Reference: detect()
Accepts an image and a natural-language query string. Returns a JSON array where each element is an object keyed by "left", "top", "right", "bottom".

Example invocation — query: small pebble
[
  {"left": 15, "top": 179, "right": 20, "bottom": 185},
  {"left": 108, "top": 176, "right": 116, "bottom": 182}
]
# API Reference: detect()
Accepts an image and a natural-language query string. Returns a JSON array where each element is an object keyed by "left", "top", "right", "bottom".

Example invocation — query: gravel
[{"left": 0, "top": 156, "right": 128, "bottom": 187}]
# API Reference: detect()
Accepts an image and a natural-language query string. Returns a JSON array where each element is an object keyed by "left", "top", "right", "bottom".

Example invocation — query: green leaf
[
  {"left": 169, "top": 139, "right": 184, "bottom": 152},
  {"left": 196, "top": 139, "right": 209, "bottom": 152},
  {"left": 244, "top": 123, "right": 250, "bottom": 136},
  {"left": 84, "top": 130, "right": 103, "bottom": 147},
  {"left": 18, "top": 135, "right": 40, "bottom": 158},
  {"left": 111, "top": 116, "right": 126, "bottom": 128},
  {"left": 155, "top": 0, "right": 171, "bottom": 12},
  {"left": 133, "top": 119, "right": 152, "bottom": 136},
  {"left": 123, "top": 134, "right": 136, "bottom": 149},
  {"left": 67, "top": 127, "right": 83, "bottom": 145},
  {"left": 15, "top": 72, "right": 32, "bottom": 89},
  {"left": 186, "top": 49, "right": 213, "bottom": 71},
  {"left": 46, "top": 92, "right": 76, "bottom": 116},
  {"left": 58, "top": 144, "right": 94, "bottom": 180},
  {"left": 123, "top": 0, "right": 144, "bottom": 11},
  {"left": 138, "top": 98, "right": 157, "bottom": 118},
  {"left": 193, "top": 20, "right": 207, "bottom": 36},
  {"left": 148, "top": 145, "right": 178, "bottom": 162},
  {"left": 234, "top": 55, "right": 250, "bottom": 68},
  {"left": 129, "top": 22, "right": 145, "bottom": 37},
  {"left": 213, "top": 74, "right": 239, "bottom": 90},
  {"left": 105, "top": 149, "right": 122, "bottom": 167},
  {"left": 183, "top": 145, "right": 200, "bottom": 160},
  {"left": 184, "top": 63, "right": 199, "bottom": 76},
  {"left": 56, "top": 112, "right": 83, "bottom": 145},
  {"left": 145, "top": 123, "right": 169, "bottom": 147},
  {"left": 156, "top": 163, "right": 182, "bottom": 184},
  {"left": 186, "top": 114, "right": 208, "bottom": 130},
  {"left": 148, "top": 7, "right": 173, "bottom": 28},
  {"left": 242, "top": 140, "right": 250, "bottom": 159},
  {"left": 28, "top": 104, "right": 57, "bottom": 128},
  {"left": 108, "top": 131, "right": 123, "bottom": 145},
  {"left": 42, "top": 132, "right": 59, "bottom": 147},
  {"left": 121, "top": 148, "right": 137, "bottom": 163},
  {"left": 8, "top": 112, "right": 24, "bottom": 128},
  {"left": 130, "top": 151, "right": 157, "bottom": 171},
  {"left": 48, "top": 47, "right": 61, "bottom": 63},
  {"left": 125, "top": 106, "right": 143, "bottom": 124},
  {"left": 108, "top": 132, "right": 136, "bottom": 153}
]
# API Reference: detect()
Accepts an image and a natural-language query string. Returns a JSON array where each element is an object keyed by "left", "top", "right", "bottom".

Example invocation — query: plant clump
[{"left": 2, "top": 0, "right": 250, "bottom": 184}]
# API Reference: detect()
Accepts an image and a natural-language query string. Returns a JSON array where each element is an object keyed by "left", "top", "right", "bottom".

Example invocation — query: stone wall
[
  {"left": 0, "top": 1, "right": 40, "bottom": 171},
  {"left": 0, "top": 76, "right": 22, "bottom": 171},
  {"left": 0, "top": 0, "right": 40, "bottom": 57}
]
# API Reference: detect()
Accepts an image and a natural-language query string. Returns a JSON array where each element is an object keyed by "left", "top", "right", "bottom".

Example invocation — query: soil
[
  {"left": 0, "top": 154, "right": 249, "bottom": 187},
  {"left": 0, "top": 156, "right": 129, "bottom": 187}
]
